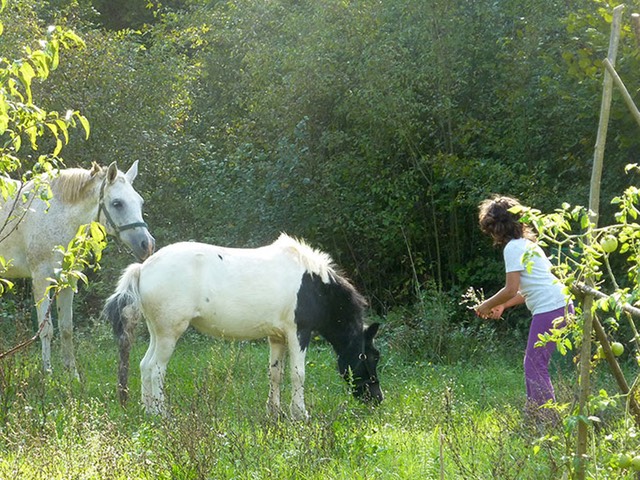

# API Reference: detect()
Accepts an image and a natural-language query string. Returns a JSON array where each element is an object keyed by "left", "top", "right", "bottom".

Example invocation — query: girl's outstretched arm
[
  {"left": 475, "top": 271, "right": 521, "bottom": 318},
  {"left": 486, "top": 293, "right": 526, "bottom": 319}
]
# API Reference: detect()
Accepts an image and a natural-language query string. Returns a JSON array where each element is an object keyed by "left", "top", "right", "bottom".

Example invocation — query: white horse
[
  {"left": 0, "top": 161, "right": 155, "bottom": 375},
  {"left": 103, "top": 234, "right": 382, "bottom": 420}
]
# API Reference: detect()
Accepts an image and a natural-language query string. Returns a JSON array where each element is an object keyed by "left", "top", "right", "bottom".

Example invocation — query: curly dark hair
[{"left": 478, "top": 196, "right": 536, "bottom": 247}]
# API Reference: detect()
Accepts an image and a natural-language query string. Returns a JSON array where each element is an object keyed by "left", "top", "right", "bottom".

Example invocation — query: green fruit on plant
[
  {"left": 631, "top": 455, "right": 640, "bottom": 471},
  {"left": 611, "top": 342, "right": 624, "bottom": 357},
  {"left": 618, "top": 453, "right": 632, "bottom": 468},
  {"left": 601, "top": 234, "right": 618, "bottom": 253},
  {"left": 596, "top": 345, "right": 605, "bottom": 359}
]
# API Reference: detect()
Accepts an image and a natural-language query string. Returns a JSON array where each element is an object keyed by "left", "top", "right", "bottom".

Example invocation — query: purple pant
[{"left": 524, "top": 304, "right": 573, "bottom": 407}]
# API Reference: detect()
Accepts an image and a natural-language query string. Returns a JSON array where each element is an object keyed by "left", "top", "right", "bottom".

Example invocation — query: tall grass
[{"left": 0, "top": 309, "right": 637, "bottom": 479}]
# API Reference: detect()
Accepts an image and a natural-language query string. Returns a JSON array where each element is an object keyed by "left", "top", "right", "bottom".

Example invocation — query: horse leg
[
  {"left": 139, "top": 330, "right": 157, "bottom": 410},
  {"left": 287, "top": 332, "right": 309, "bottom": 421},
  {"left": 57, "top": 287, "right": 78, "bottom": 378},
  {"left": 267, "top": 336, "right": 287, "bottom": 417},
  {"left": 32, "top": 275, "right": 54, "bottom": 373},
  {"left": 141, "top": 331, "right": 178, "bottom": 416}
]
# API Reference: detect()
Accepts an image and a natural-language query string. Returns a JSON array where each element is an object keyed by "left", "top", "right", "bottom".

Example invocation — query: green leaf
[
  {"left": 53, "top": 138, "right": 63, "bottom": 157},
  {"left": 18, "top": 61, "right": 36, "bottom": 103},
  {"left": 90, "top": 222, "right": 106, "bottom": 242},
  {"left": 30, "top": 51, "right": 50, "bottom": 78},
  {"left": 45, "top": 121, "right": 59, "bottom": 139},
  {"left": 0, "top": 112, "right": 8, "bottom": 135},
  {"left": 50, "top": 39, "right": 60, "bottom": 70},
  {"left": 23, "top": 125, "right": 38, "bottom": 150},
  {"left": 55, "top": 119, "right": 70, "bottom": 144},
  {"left": 580, "top": 214, "right": 589, "bottom": 229},
  {"left": 77, "top": 114, "right": 90, "bottom": 139},
  {"left": 62, "top": 30, "right": 86, "bottom": 49}
]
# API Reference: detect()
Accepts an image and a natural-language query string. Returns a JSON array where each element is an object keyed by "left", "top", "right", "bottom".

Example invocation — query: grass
[{"left": 0, "top": 320, "right": 638, "bottom": 479}]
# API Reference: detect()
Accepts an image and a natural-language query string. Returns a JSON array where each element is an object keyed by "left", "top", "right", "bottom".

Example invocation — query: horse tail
[{"left": 102, "top": 263, "right": 143, "bottom": 406}]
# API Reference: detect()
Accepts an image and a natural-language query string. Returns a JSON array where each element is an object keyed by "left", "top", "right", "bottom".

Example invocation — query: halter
[
  {"left": 358, "top": 352, "right": 378, "bottom": 384},
  {"left": 97, "top": 178, "right": 148, "bottom": 235}
]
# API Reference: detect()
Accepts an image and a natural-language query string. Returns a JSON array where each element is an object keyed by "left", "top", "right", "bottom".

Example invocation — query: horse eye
[{"left": 112, "top": 200, "right": 123, "bottom": 209}]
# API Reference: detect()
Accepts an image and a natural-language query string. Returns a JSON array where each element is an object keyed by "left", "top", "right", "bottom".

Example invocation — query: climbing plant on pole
[{"left": 522, "top": 5, "right": 640, "bottom": 478}]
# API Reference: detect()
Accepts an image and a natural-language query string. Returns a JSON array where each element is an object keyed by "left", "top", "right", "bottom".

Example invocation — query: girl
[{"left": 474, "top": 196, "right": 572, "bottom": 420}]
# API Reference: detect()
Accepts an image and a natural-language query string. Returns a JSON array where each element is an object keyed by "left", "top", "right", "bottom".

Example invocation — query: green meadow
[{"left": 0, "top": 320, "right": 636, "bottom": 480}]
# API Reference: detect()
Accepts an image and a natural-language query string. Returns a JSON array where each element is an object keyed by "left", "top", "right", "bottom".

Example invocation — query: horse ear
[
  {"left": 107, "top": 162, "right": 118, "bottom": 184},
  {"left": 125, "top": 160, "right": 139, "bottom": 183},
  {"left": 365, "top": 322, "right": 380, "bottom": 340},
  {"left": 90, "top": 162, "right": 101, "bottom": 177}
]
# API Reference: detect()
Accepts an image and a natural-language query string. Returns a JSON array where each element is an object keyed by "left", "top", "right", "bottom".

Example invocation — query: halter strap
[
  {"left": 358, "top": 351, "right": 377, "bottom": 383},
  {"left": 97, "top": 179, "right": 148, "bottom": 235}
]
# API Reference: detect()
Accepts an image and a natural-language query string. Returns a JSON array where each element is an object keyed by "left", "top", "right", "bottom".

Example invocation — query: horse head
[
  {"left": 340, "top": 322, "right": 383, "bottom": 404},
  {"left": 97, "top": 161, "right": 155, "bottom": 261}
]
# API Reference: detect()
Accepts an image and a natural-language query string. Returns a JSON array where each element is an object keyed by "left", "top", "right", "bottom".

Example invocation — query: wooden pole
[
  {"left": 588, "top": 5, "right": 624, "bottom": 225},
  {"left": 573, "top": 281, "right": 640, "bottom": 318},
  {"left": 577, "top": 5, "right": 624, "bottom": 479},
  {"left": 603, "top": 59, "right": 640, "bottom": 129},
  {"left": 571, "top": 282, "right": 640, "bottom": 425},
  {"left": 592, "top": 318, "right": 640, "bottom": 425},
  {"left": 632, "top": 13, "right": 640, "bottom": 47}
]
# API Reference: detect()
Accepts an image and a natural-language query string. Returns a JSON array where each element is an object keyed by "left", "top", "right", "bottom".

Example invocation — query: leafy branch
[{"left": 0, "top": 222, "right": 107, "bottom": 360}]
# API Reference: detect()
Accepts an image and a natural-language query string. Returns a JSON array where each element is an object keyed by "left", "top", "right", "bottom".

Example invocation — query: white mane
[
  {"left": 275, "top": 233, "right": 336, "bottom": 283},
  {"left": 48, "top": 164, "right": 103, "bottom": 203}
]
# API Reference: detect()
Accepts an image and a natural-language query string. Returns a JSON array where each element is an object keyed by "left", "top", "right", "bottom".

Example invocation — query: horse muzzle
[
  {"left": 121, "top": 228, "right": 155, "bottom": 261},
  {"left": 353, "top": 380, "right": 384, "bottom": 405}
]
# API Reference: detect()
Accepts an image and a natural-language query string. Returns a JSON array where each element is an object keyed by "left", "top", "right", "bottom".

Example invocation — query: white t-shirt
[{"left": 503, "top": 238, "right": 568, "bottom": 315}]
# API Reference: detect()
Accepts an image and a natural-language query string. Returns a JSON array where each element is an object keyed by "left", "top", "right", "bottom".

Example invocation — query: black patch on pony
[
  {"left": 294, "top": 271, "right": 382, "bottom": 403},
  {"left": 294, "top": 272, "right": 367, "bottom": 351}
]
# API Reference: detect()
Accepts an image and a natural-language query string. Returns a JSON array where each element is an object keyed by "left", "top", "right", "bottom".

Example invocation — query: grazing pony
[
  {"left": 103, "top": 234, "right": 382, "bottom": 419},
  {"left": 0, "top": 161, "right": 154, "bottom": 375}
]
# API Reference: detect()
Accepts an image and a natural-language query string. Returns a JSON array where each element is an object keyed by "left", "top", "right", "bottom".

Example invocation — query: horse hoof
[{"left": 290, "top": 409, "right": 310, "bottom": 422}]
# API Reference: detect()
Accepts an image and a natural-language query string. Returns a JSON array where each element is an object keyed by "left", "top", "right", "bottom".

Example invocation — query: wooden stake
[
  {"left": 578, "top": 5, "right": 624, "bottom": 479},
  {"left": 632, "top": 13, "right": 640, "bottom": 47},
  {"left": 603, "top": 59, "right": 640, "bottom": 129}
]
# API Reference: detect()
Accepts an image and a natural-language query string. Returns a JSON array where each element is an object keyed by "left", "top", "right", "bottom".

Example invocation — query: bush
[{"left": 382, "top": 283, "right": 500, "bottom": 363}]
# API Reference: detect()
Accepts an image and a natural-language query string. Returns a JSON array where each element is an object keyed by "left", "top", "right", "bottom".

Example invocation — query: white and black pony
[{"left": 103, "top": 234, "right": 382, "bottom": 419}]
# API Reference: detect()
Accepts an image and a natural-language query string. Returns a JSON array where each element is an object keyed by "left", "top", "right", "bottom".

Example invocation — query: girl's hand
[
  {"left": 475, "top": 302, "right": 492, "bottom": 319},
  {"left": 488, "top": 304, "right": 504, "bottom": 320},
  {"left": 475, "top": 302, "right": 504, "bottom": 320}
]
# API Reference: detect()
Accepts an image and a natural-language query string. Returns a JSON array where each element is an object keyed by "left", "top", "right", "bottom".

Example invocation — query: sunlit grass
[{"left": 0, "top": 321, "right": 638, "bottom": 479}]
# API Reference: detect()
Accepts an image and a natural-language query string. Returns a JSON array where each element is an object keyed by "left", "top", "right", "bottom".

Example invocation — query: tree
[{"left": 0, "top": 0, "right": 104, "bottom": 356}]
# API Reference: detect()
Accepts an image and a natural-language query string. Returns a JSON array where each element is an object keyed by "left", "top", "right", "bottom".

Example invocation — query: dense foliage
[{"left": 11, "top": 0, "right": 640, "bottom": 315}]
